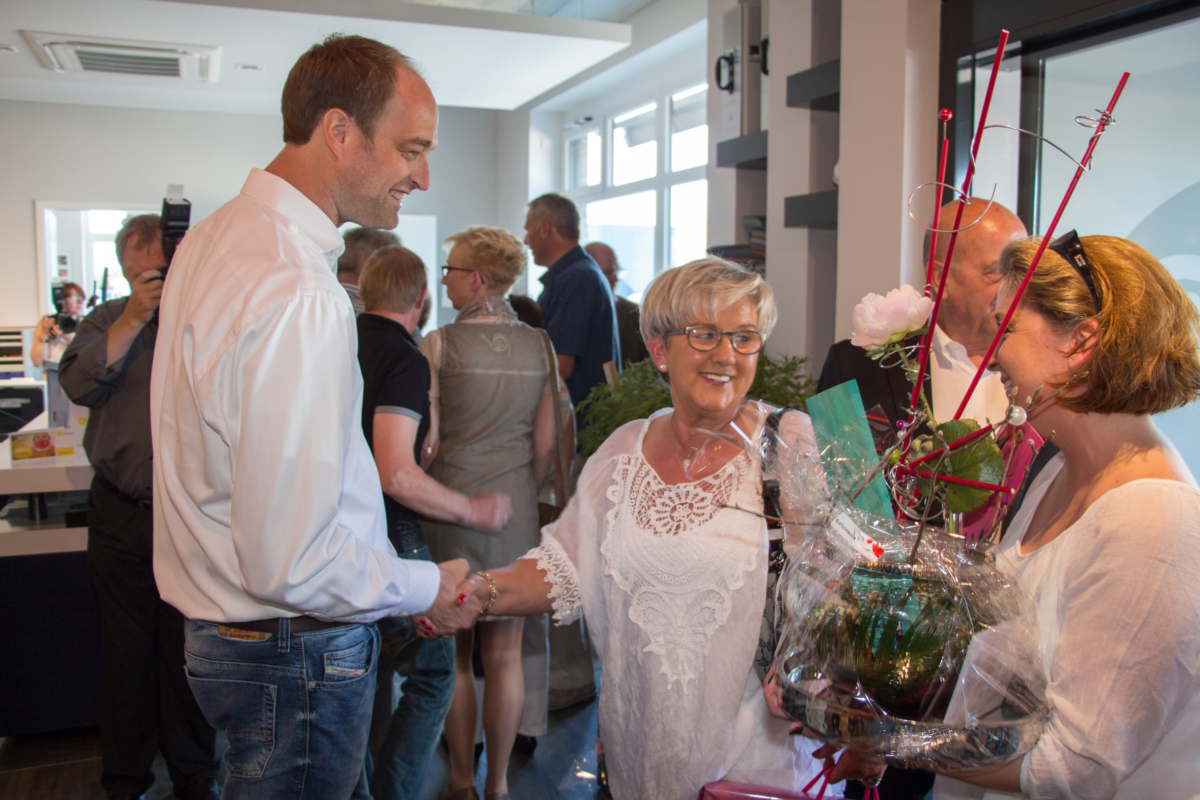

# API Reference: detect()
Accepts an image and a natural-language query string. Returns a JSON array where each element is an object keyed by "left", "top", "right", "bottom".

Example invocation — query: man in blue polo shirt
[
  {"left": 526, "top": 193, "right": 620, "bottom": 435},
  {"left": 525, "top": 193, "right": 618, "bottom": 711}
]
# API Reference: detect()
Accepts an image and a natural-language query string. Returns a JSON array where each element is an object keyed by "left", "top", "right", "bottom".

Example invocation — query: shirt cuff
[{"left": 394, "top": 558, "right": 441, "bottom": 615}]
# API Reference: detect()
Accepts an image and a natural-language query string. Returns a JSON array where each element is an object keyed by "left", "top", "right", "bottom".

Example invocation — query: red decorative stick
[
  {"left": 952, "top": 71, "right": 1131, "bottom": 421},
  {"left": 906, "top": 30, "right": 1011, "bottom": 432},
  {"left": 895, "top": 466, "right": 1014, "bottom": 495},
  {"left": 909, "top": 422, "right": 996, "bottom": 468}
]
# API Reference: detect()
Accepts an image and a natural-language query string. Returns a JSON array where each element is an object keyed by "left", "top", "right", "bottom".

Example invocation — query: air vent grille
[
  {"left": 21, "top": 31, "right": 220, "bottom": 83},
  {"left": 76, "top": 50, "right": 182, "bottom": 76}
]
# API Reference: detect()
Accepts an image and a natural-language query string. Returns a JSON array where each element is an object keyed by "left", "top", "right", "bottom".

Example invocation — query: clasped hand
[
  {"left": 762, "top": 665, "right": 887, "bottom": 787},
  {"left": 414, "top": 559, "right": 487, "bottom": 639}
]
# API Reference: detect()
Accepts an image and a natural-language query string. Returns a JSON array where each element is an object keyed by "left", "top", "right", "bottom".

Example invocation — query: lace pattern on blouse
[
  {"left": 602, "top": 452, "right": 761, "bottom": 692},
  {"left": 524, "top": 537, "right": 583, "bottom": 623}
]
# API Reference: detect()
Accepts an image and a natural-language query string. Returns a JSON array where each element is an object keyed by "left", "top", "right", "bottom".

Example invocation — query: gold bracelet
[{"left": 475, "top": 571, "right": 498, "bottom": 616}]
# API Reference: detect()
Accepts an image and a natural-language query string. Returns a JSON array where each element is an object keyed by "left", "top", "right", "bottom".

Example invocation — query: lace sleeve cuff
[{"left": 522, "top": 538, "right": 583, "bottom": 624}]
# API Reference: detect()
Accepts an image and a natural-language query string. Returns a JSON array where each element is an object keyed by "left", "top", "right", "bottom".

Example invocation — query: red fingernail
[{"left": 456, "top": 593, "right": 468, "bottom": 604}]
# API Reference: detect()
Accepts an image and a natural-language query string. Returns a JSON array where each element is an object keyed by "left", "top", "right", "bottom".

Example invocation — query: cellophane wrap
[{"left": 762, "top": 417, "right": 1049, "bottom": 770}]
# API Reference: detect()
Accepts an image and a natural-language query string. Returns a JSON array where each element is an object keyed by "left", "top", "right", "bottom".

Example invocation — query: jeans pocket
[
  {"left": 186, "top": 672, "right": 277, "bottom": 778},
  {"left": 323, "top": 637, "right": 373, "bottom": 682}
]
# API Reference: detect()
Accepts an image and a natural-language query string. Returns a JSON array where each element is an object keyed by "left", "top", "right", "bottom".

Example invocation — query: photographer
[
  {"left": 59, "top": 213, "right": 217, "bottom": 800},
  {"left": 30, "top": 281, "right": 84, "bottom": 367}
]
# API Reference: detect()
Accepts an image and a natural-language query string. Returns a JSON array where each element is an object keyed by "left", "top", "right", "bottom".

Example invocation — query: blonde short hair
[
  {"left": 359, "top": 245, "right": 426, "bottom": 313},
  {"left": 444, "top": 226, "right": 527, "bottom": 294},
  {"left": 1000, "top": 235, "right": 1200, "bottom": 415},
  {"left": 640, "top": 258, "right": 777, "bottom": 343}
]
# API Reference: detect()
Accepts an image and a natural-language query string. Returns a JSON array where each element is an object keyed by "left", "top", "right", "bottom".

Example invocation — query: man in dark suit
[{"left": 584, "top": 241, "right": 650, "bottom": 366}]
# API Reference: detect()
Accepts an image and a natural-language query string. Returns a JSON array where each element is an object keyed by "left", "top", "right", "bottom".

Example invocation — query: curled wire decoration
[
  {"left": 1074, "top": 109, "right": 1117, "bottom": 129},
  {"left": 906, "top": 180, "right": 997, "bottom": 234}
]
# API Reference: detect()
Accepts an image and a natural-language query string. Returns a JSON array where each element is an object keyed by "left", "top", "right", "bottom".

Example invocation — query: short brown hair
[
  {"left": 360, "top": 245, "right": 426, "bottom": 314},
  {"left": 61, "top": 281, "right": 85, "bottom": 300},
  {"left": 338, "top": 227, "right": 401, "bottom": 277},
  {"left": 115, "top": 214, "right": 161, "bottom": 266},
  {"left": 528, "top": 193, "right": 580, "bottom": 242},
  {"left": 444, "top": 226, "right": 527, "bottom": 294},
  {"left": 999, "top": 235, "right": 1200, "bottom": 415},
  {"left": 282, "top": 35, "right": 415, "bottom": 145}
]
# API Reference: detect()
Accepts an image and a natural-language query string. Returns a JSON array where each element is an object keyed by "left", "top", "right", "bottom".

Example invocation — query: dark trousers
[
  {"left": 87, "top": 475, "right": 217, "bottom": 800},
  {"left": 843, "top": 768, "right": 935, "bottom": 800}
]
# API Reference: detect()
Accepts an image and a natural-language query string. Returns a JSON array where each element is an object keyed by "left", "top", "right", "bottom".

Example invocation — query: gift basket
[{"left": 759, "top": 29, "right": 1131, "bottom": 773}]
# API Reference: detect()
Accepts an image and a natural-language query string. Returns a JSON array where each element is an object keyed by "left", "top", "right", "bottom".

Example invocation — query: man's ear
[
  {"left": 322, "top": 108, "right": 354, "bottom": 160},
  {"left": 541, "top": 219, "right": 555, "bottom": 241},
  {"left": 414, "top": 284, "right": 429, "bottom": 312}
]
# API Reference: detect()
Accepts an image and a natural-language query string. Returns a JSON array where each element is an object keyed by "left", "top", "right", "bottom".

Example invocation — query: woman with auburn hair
[
  {"left": 420, "top": 225, "right": 564, "bottom": 800},
  {"left": 420, "top": 258, "right": 831, "bottom": 800},
  {"left": 774, "top": 235, "right": 1200, "bottom": 799}
]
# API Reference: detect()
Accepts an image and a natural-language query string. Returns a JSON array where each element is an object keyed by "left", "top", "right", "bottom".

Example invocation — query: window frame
[{"left": 562, "top": 81, "right": 709, "bottom": 295}]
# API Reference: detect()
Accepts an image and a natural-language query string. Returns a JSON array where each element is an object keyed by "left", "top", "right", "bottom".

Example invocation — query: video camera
[
  {"left": 49, "top": 284, "right": 77, "bottom": 334},
  {"left": 160, "top": 184, "right": 191, "bottom": 277}
]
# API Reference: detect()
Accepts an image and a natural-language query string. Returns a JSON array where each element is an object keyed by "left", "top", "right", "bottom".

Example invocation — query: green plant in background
[{"left": 577, "top": 353, "right": 817, "bottom": 457}]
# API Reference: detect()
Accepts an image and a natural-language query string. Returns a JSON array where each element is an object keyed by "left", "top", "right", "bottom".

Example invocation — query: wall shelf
[
  {"left": 783, "top": 190, "right": 838, "bottom": 229},
  {"left": 715, "top": 130, "right": 768, "bottom": 170},
  {"left": 786, "top": 59, "right": 840, "bottom": 112}
]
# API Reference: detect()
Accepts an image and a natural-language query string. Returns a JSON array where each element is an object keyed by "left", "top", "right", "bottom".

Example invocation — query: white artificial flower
[{"left": 850, "top": 284, "right": 934, "bottom": 352}]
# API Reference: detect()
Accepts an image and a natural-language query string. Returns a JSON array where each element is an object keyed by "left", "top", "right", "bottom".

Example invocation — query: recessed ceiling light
[
  {"left": 0, "top": 44, "right": 18, "bottom": 53},
  {"left": 235, "top": 63, "right": 264, "bottom": 71}
]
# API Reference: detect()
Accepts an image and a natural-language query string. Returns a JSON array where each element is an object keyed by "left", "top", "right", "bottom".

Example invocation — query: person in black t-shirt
[{"left": 356, "top": 245, "right": 512, "bottom": 800}]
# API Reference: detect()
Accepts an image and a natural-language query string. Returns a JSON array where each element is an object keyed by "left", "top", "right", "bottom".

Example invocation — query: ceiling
[
  {"left": 404, "top": 0, "right": 658, "bottom": 23},
  {"left": 0, "top": 0, "right": 631, "bottom": 113}
]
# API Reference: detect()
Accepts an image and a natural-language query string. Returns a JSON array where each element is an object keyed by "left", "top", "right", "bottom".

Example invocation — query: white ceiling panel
[{"left": 0, "top": 0, "right": 630, "bottom": 112}]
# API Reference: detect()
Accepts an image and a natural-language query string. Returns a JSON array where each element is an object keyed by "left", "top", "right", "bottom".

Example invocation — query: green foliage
[
  {"left": 577, "top": 360, "right": 673, "bottom": 457},
  {"left": 748, "top": 353, "right": 818, "bottom": 412},
  {"left": 576, "top": 353, "right": 817, "bottom": 458},
  {"left": 914, "top": 418, "right": 1005, "bottom": 514}
]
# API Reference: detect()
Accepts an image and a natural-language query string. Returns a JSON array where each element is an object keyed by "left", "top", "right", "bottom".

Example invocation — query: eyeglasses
[
  {"left": 665, "top": 325, "right": 764, "bottom": 355},
  {"left": 441, "top": 264, "right": 473, "bottom": 278},
  {"left": 1047, "top": 230, "right": 1100, "bottom": 309}
]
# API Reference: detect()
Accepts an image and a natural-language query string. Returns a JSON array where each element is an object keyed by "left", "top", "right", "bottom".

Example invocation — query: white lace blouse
[
  {"left": 934, "top": 454, "right": 1200, "bottom": 800},
  {"left": 524, "top": 409, "right": 834, "bottom": 800}
]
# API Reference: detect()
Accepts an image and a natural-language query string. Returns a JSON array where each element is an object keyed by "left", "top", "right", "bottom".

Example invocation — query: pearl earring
[{"left": 659, "top": 364, "right": 666, "bottom": 370}]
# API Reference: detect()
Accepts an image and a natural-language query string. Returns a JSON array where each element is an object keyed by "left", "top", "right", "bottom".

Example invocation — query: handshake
[{"left": 415, "top": 559, "right": 488, "bottom": 639}]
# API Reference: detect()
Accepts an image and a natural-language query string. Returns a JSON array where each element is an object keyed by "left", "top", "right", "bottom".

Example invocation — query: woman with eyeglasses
[
  {"left": 420, "top": 225, "right": 564, "bottom": 800},
  {"left": 31, "top": 281, "right": 86, "bottom": 367},
  {"left": 419, "top": 258, "right": 831, "bottom": 799}
]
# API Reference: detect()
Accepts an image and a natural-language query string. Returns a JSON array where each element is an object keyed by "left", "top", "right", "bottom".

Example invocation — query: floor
[{"left": 0, "top": 699, "right": 605, "bottom": 800}]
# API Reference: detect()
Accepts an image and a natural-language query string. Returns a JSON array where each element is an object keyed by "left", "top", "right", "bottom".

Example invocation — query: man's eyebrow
[{"left": 399, "top": 138, "right": 435, "bottom": 151}]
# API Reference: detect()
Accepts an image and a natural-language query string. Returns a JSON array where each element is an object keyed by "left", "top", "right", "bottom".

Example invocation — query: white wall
[
  {"left": 0, "top": 100, "right": 500, "bottom": 328},
  {"left": 835, "top": 0, "right": 939, "bottom": 338}
]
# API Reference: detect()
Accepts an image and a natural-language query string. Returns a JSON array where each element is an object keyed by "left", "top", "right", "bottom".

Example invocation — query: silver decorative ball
[{"left": 1006, "top": 405, "right": 1028, "bottom": 427}]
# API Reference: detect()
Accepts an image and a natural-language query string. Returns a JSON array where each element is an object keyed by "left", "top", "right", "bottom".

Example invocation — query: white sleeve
[
  {"left": 419, "top": 328, "right": 443, "bottom": 399},
  {"left": 520, "top": 422, "right": 635, "bottom": 625},
  {"left": 1022, "top": 483, "right": 1200, "bottom": 800},
  {"left": 224, "top": 293, "right": 439, "bottom": 620}
]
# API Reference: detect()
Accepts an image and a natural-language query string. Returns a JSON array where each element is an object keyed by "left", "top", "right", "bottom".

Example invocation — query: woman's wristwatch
[{"left": 475, "top": 571, "right": 498, "bottom": 616}]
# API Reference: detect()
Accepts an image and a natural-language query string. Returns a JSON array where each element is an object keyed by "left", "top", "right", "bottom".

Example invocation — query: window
[
  {"left": 566, "top": 129, "right": 602, "bottom": 191},
  {"left": 670, "top": 84, "right": 708, "bottom": 172},
  {"left": 612, "top": 102, "right": 658, "bottom": 186},
  {"left": 958, "top": 11, "right": 1200, "bottom": 476},
  {"left": 563, "top": 81, "right": 709, "bottom": 301}
]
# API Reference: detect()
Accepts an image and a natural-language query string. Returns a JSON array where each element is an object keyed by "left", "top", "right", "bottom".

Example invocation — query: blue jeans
[
  {"left": 183, "top": 619, "right": 379, "bottom": 800},
  {"left": 369, "top": 544, "right": 456, "bottom": 800}
]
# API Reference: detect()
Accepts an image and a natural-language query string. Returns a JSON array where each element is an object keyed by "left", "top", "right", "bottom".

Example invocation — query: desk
[{"left": 0, "top": 422, "right": 99, "bottom": 736}]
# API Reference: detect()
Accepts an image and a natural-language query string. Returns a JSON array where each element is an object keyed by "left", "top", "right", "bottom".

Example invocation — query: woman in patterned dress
[{"left": 419, "top": 258, "right": 832, "bottom": 800}]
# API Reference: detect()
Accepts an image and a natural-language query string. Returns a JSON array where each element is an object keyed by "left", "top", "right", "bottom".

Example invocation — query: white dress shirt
[
  {"left": 928, "top": 324, "right": 1008, "bottom": 426},
  {"left": 151, "top": 168, "right": 441, "bottom": 623}
]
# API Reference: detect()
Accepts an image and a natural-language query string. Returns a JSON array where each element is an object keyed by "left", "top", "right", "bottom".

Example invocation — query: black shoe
[{"left": 513, "top": 734, "right": 537, "bottom": 755}]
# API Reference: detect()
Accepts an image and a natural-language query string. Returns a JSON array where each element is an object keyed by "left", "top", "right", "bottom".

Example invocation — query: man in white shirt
[
  {"left": 818, "top": 198, "right": 1027, "bottom": 430},
  {"left": 151, "top": 35, "right": 470, "bottom": 799}
]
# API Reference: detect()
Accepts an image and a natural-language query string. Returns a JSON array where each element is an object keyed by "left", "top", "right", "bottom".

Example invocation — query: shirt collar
[
  {"left": 538, "top": 244, "right": 586, "bottom": 285},
  {"left": 931, "top": 324, "right": 972, "bottom": 368},
  {"left": 361, "top": 311, "right": 416, "bottom": 345},
  {"left": 240, "top": 168, "right": 346, "bottom": 271}
]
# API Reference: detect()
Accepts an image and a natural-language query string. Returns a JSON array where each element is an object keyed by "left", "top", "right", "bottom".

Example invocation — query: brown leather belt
[{"left": 217, "top": 616, "right": 350, "bottom": 635}]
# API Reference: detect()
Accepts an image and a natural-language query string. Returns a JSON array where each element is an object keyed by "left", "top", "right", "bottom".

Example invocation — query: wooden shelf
[
  {"left": 784, "top": 190, "right": 838, "bottom": 229},
  {"left": 786, "top": 59, "right": 840, "bottom": 112},
  {"left": 715, "top": 130, "right": 768, "bottom": 170}
]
